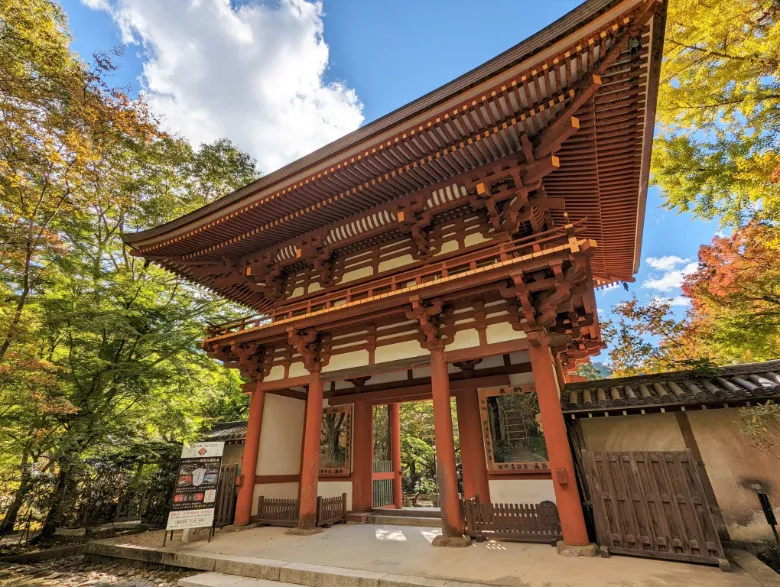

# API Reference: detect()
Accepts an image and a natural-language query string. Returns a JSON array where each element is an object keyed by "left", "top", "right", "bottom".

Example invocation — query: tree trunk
[
  {"left": 0, "top": 450, "right": 31, "bottom": 536},
  {"left": 32, "top": 466, "right": 68, "bottom": 543}
]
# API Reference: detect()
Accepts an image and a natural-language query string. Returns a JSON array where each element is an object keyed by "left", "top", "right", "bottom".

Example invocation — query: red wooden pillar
[
  {"left": 298, "top": 371, "right": 324, "bottom": 529},
  {"left": 390, "top": 403, "right": 403, "bottom": 508},
  {"left": 430, "top": 347, "right": 464, "bottom": 537},
  {"left": 352, "top": 401, "right": 373, "bottom": 512},
  {"left": 528, "top": 333, "right": 589, "bottom": 546},
  {"left": 455, "top": 388, "right": 490, "bottom": 502},
  {"left": 234, "top": 385, "right": 266, "bottom": 525}
]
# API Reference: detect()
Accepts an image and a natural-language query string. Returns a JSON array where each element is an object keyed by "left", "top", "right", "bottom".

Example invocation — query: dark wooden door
[
  {"left": 583, "top": 450, "right": 727, "bottom": 568},
  {"left": 214, "top": 464, "right": 238, "bottom": 528}
]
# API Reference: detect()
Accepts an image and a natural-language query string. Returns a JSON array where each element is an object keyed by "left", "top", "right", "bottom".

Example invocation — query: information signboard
[{"left": 166, "top": 441, "right": 225, "bottom": 531}]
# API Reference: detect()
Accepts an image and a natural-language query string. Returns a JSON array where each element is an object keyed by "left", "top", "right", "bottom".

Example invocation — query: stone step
[
  {"left": 367, "top": 515, "right": 441, "bottom": 528},
  {"left": 179, "top": 572, "right": 297, "bottom": 587},
  {"left": 372, "top": 507, "right": 440, "bottom": 518}
]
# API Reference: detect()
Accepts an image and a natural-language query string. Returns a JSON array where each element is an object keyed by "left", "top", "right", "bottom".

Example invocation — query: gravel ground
[{"left": 0, "top": 555, "right": 190, "bottom": 587}]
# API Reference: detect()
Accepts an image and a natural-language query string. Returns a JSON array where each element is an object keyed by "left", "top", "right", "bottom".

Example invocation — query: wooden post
[
  {"left": 675, "top": 411, "right": 729, "bottom": 540},
  {"left": 390, "top": 402, "right": 403, "bottom": 509},
  {"left": 352, "top": 401, "right": 374, "bottom": 512},
  {"left": 455, "top": 388, "right": 490, "bottom": 502},
  {"left": 234, "top": 385, "right": 266, "bottom": 526},
  {"left": 528, "top": 333, "right": 590, "bottom": 546},
  {"left": 298, "top": 370, "right": 324, "bottom": 529},
  {"left": 430, "top": 346, "right": 464, "bottom": 537}
]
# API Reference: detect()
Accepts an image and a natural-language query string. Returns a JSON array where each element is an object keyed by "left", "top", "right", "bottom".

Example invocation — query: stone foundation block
[
  {"left": 284, "top": 527, "right": 324, "bottom": 536},
  {"left": 431, "top": 535, "right": 472, "bottom": 548},
  {"left": 555, "top": 541, "right": 599, "bottom": 557}
]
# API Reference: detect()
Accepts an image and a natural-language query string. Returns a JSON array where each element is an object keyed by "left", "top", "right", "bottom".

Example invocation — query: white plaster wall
[
  {"left": 464, "top": 232, "right": 490, "bottom": 247},
  {"left": 435, "top": 239, "right": 459, "bottom": 256},
  {"left": 342, "top": 266, "right": 374, "bottom": 284},
  {"left": 486, "top": 322, "right": 526, "bottom": 344},
  {"left": 580, "top": 413, "right": 686, "bottom": 453},
  {"left": 265, "top": 364, "right": 285, "bottom": 382},
  {"left": 488, "top": 479, "right": 557, "bottom": 504},
  {"left": 252, "top": 483, "right": 299, "bottom": 514},
  {"left": 288, "top": 361, "right": 308, "bottom": 378},
  {"left": 374, "top": 341, "right": 426, "bottom": 364},
  {"left": 323, "top": 350, "right": 370, "bottom": 373},
  {"left": 378, "top": 254, "right": 414, "bottom": 273},
  {"left": 318, "top": 481, "right": 353, "bottom": 511},
  {"left": 256, "top": 394, "right": 305, "bottom": 476},
  {"left": 509, "top": 372, "right": 534, "bottom": 386},
  {"left": 445, "top": 328, "right": 481, "bottom": 351},
  {"left": 221, "top": 444, "right": 244, "bottom": 467}
]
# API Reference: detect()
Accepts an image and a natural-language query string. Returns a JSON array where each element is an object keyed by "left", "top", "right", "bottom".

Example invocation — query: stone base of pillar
[
  {"left": 285, "top": 527, "right": 324, "bottom": 536},
  {"left": 555, "top": 540, "right": 599, "bottom": 557},
  {"left": 432, "top": 535, "right": 472, "bottom": 548}
]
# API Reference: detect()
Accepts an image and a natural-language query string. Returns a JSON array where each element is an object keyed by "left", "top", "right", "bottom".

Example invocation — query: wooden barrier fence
[
  {"left": 256, "top": 497, "right": 299, "bottom": 527},
  {"left": 316, "top": 493, "right": 348, "bottom": 527},
  {"left": 462, "top": 498, "right": 562, "bottom": 544},
  {"left": 255, "top": 493, "right": 347, "bottom": 528}
]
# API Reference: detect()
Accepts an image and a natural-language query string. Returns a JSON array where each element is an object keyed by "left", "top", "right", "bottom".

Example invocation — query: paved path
[{"left": 99, "top": 524, "right": 761, "bottom": 587}]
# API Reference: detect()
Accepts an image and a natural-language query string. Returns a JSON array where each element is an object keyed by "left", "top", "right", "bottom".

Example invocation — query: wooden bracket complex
[
  {"left": 405, "top": 296, "right": 446, "bottom": 350},
  {"left": 287, "top": 327, "right": 332, "bottom": 373}
]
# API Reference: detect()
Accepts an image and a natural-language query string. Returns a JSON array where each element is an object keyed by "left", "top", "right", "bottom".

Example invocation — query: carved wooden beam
[
  {"left": 405, "top": 296, "right": 445, "bottom": 350},
  {"left": 287, "top": 327, "right": 332, "bottom": 373}
]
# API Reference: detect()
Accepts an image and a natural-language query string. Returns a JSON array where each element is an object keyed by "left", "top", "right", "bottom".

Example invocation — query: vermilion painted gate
[{"left": 582, "top": 450, "right": 728, "bottom": 569}]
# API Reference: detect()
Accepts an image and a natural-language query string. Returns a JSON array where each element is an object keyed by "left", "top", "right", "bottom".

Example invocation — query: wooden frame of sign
[
  {"left": 319, "top": 405, "right": 352, "bottom": 476},
  {"left": 478, "top": 385, "right": 550, "bottom": 473}
]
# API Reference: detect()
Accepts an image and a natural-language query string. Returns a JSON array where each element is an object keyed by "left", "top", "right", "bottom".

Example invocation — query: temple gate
[{"left": 124, "top": 0, "right": 668, "bottom": 549}]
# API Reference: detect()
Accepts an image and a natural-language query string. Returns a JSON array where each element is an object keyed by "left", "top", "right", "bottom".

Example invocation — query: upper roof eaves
[{"left": 124, "top": 0, "right": 622, "bottom": 245}]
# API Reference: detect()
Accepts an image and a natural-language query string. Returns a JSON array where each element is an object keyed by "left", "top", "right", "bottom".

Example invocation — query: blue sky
[{"left": 58, "top": 0, "right": 722, "bottom": 363}]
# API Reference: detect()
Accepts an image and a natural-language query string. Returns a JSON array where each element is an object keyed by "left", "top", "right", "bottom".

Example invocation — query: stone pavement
[
  {"left": 95, "top": 524, "right": 761, "bottom": 587},
  {"left": 0, "top": 554, "right": 189, "bottom": 587}
]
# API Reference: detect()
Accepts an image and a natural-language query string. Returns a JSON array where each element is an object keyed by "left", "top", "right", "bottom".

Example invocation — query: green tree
[
  {"left": 653, "top": 0, "right": 780, "bottom": 225},
  {"left": 574, "top": 363, "right": 602, "bottom": 381}
]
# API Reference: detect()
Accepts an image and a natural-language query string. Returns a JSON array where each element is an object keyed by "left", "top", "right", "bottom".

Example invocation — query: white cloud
[
  {"left": 669, "top": 296, "right": 691, "bottom": 307},
  {"left": 643, "top": 260, "right": 698, "bottom": 292},
  {"left": 84, "top": 0, "right": 364, "bottom": 172},
  {"left": 645, "top": 255, "right": 690, "bottom": 271}
]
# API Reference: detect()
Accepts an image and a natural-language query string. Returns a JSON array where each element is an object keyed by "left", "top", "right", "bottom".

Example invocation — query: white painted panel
[
  {"left": 323, "top": 350, "right": 369, "bottom": 373},
  {"left": 290, "top": 287, "right": 304, "bottom": 299},
  {"left": 318, "top": 481, "right": 353, "bottom": 511},
  {"left": 256, "top": 394, "right": 304, "bottom": 476},
  {"left": 435, "top": 240, "right": 459, "bottom": 256},
  {"left": 252, "top": 483, "right": 299, "bottom": 514},
  {"left": 509, "top": 372, "right": 534, "bottom": 386},
  {"left": 288, "top": 361, "right": 308, "bottom": 378},
  {"left": 378, "top": 254, "right": 414, "bottom": 273},
  {"left": 445, "top": 328, "right": 480, "bottom": 351},
  {"left": 374, "top": 341, "right": 426, "bottom": 364},
  {"left": 308, "top": 282, "right": 322, "bottom": 294},
  {"left": 464, "top": 232, "right": 490, "bottom": 247},
  {"left": 265, "top": 364, "right": 285, "bottom": 382},
  {"left": 486, "top": 322, "right": 526, "bottom": 344},
  {"left": 342, "top": 266, "right": 373, "bottom": 284},
  {"left": 488, "top": 479, "right": 556, "bottom": 504}
]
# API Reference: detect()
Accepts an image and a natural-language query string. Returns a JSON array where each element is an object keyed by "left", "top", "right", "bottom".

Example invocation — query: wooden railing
[
  {"left": 205, "top": 222, "right": 585, "bottom": 340},
  {"left": 462, "top": 498, "right": 562, "bottom": 544},
  {"left": 256, "top": 496, "right": 299, "bottom": 527},
  {"left": 316, "top": 493, "right": 347, "bottom": 527},
  {"left": 254, "top": 493, "right": 347, "bottom": 528}
]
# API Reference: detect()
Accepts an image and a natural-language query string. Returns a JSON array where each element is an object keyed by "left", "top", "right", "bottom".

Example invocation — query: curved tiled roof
[
  {"left": 202, "top": 421, "right": 248, "bottom": 442},
  {"left": 562, "top": 360, "right": 780, "bottom": 414}
]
